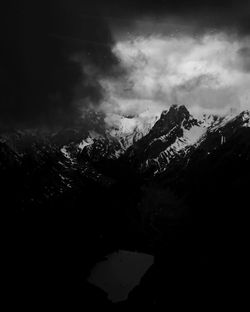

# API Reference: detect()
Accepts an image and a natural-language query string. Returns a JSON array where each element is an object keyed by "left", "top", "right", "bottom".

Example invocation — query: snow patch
[
  {"left": 61, "top": 146, "right": 71, "bottom": 159},
  {"left": 182, "top": 125, "right": 206, "bottom": 146},
  {"left": 151, "top": 124, "right": 206, "bottom": 173},
  {"left": 78, "top": 137, "right": 94, "bottom": 150}
]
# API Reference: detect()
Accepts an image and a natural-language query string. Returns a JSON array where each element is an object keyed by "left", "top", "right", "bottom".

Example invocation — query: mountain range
[
  {"left": 2, "top": 104, "right": 250, "bottom": 306},
  {"left": 1, "top": 103, "right": 249, "bottom": 214}
]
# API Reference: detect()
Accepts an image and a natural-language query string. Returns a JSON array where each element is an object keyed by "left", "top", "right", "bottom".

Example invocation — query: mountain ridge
[{"left": 1, "top": 104, "right": 249, "bottom": 181}]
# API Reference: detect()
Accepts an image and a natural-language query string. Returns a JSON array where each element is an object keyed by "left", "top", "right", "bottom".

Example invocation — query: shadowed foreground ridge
[{"left": 2, "top": 104, "right": 249, "bottom": 307}]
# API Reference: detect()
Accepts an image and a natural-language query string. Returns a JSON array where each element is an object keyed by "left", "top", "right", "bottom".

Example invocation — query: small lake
[{"left": 88, "top": 250, "right": 154, "bottom": 303}]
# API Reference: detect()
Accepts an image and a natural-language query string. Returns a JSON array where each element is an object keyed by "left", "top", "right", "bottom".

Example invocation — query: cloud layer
[
  {"left": 100, "top": 33, "right": 250, "bottom": 118},
  {"left": 1, "top": 1, "right": 249, "bottom": 130},
  {"left": 0, "top": 1, "right": 121, "bottom": 130}
]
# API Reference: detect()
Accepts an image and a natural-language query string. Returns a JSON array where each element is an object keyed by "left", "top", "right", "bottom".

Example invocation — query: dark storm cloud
[
  {"left": 101, "top": 0, "right": 250, "bottom": 37},
  {"left": 0, "top": 0, "right": 120, "bottom": 129},
  {"left": 0, "top": 0, "right": 249, "bottom": 130}
]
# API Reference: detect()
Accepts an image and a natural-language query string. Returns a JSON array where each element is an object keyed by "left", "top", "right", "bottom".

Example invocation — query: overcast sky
[
  {"left": 101, "top": 32, "right": 250, "bottom": 119},
  {"left": 1, "top": 1, "right": 250, "bottom": 130}
]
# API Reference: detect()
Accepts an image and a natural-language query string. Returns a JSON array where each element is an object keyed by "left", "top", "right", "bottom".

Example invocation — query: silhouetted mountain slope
[{"left": 1, "top": 104, "right": 249, "bottom": 306}]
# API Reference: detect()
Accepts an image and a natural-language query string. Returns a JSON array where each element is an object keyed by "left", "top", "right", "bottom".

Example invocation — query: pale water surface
[{"left": 88, "top": 250, "right": 154, "bottom": 303}]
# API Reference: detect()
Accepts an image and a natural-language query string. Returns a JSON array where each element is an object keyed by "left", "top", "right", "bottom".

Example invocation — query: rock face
[
  {"left": 123, "top": 105, "right": 249, "bottom": 174},
  {"left": 1, "top": 104, "right": 250, "bottom": 194},
  {"left": 125, "top": 105, "right": 202, "bottom": 173}
]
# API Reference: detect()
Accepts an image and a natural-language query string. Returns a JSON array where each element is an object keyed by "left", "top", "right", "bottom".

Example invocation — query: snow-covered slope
[
  {"left": 123, "top": 105, "right": 250, "bottom": 174},
  {"left": 5, "top": 104, "right": 247, "bottom": 179},
  {"left": 1, "top": 104, "right": 249, "bottom": 207},
  {"left": 75, "top": 114, "right": 157, "bottom": 162}
]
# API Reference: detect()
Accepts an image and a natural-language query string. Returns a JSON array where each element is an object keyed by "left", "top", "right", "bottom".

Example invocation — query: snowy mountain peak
[
  {"left": 55, "top": 104, "right": 250, "bottom": 173},
  {"left": 150, "top": 104, "right": 196, "bottom": 139},
  {"left": 159, "top": 104, "right": 190, "bottom": 123},
  {"left": 124, "top": 104, "right": 250, "bottom": 174}
]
